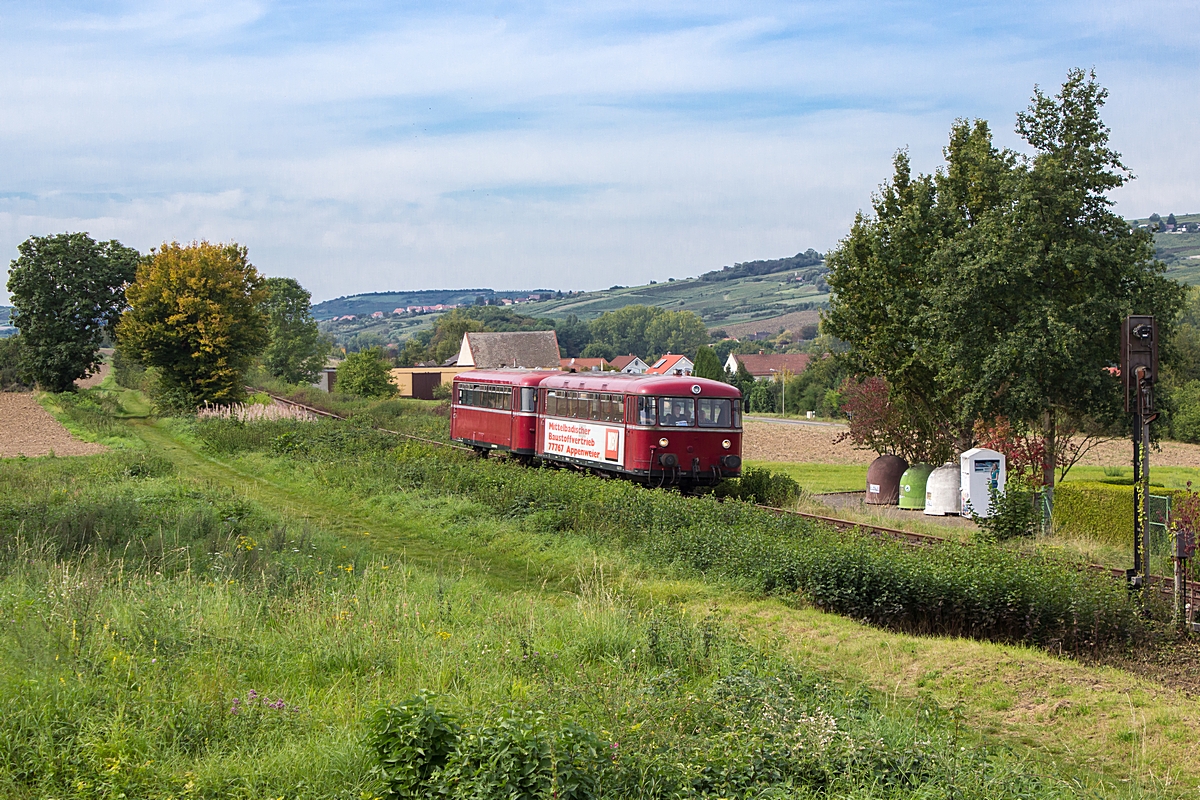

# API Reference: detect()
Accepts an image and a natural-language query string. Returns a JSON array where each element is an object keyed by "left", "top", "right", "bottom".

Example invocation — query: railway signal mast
[{"left": 1122, "top": 316, "right": 1168, "bottom": 605}]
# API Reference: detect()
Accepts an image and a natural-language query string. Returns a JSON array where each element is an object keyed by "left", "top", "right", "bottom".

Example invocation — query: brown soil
[
  {"left": 0, "top": 393, "right": 107, "bottom": 457},
  {"left": 743, "top": 418, "right": 1200, "bottom": 468},
  {"left": 76, "top": 360, "right": 110, "bottom": 389},
  {"left": 742, "top": 419, "right": 872, "bottom": 464}
]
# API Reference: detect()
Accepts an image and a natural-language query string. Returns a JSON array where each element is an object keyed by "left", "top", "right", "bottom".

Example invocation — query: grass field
[{"left": 3, "top": 386, "right": 1200, "bottom": 797}]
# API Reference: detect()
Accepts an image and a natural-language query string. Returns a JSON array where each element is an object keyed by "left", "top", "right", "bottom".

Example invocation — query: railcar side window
[
  {"left": 637, "top": 396, "right": 656, "bottom": 426},
  {"left": 519, "top": 387, "right": 537, "bottom": 412},
  {"left": 658, "top": 397, "right": 695, "bottom": 427},
  {"left": 456, "top": 384, "right": 512, "bottom": 409},
  {"left": 697, "top": 398, "right": 732, "bottom": 428}
]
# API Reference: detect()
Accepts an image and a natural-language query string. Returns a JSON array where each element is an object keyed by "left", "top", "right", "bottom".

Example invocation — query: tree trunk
[{"left": 1042, "top": 408, "right": 1056, "bottom": 534}]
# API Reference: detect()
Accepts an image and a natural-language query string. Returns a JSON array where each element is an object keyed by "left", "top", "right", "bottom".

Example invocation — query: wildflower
[{"left": 247, "top": 690, "right": 258, "bottom": 700}]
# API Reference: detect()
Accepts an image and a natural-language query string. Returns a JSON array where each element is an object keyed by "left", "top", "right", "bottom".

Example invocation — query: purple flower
[{"left": 247, "top": 689, "right": 258, "bottom": 700}]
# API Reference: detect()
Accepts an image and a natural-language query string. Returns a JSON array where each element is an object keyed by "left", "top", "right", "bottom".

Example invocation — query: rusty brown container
[{"left": 866, "top": 454, "right": 908, "bottom": 505}]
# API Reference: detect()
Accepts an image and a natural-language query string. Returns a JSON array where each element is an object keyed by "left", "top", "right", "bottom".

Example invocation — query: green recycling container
[{"left": 898, "top": 464, "right": 934, "bottom": 510}]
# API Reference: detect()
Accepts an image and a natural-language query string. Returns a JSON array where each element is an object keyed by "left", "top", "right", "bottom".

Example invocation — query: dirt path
[{"left": 0, "top": 393, "right": 107, "bottom": 457}]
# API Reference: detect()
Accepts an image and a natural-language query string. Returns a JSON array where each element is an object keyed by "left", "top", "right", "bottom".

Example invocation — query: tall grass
[
  {"left": 192, "top": 418, "right": 1147, "bottom": 653},
  {"left": 1, "top": 450, "right": 1129, "bottom": 799}
]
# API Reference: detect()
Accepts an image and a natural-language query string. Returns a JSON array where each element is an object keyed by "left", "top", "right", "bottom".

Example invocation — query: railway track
[{"left": 255, "top": 388, "right": 1199, "bottom": 609}]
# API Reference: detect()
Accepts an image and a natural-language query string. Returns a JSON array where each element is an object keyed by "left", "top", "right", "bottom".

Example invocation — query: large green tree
[
  {"left": 118, "top": 241, "right": 270, "bottom": 406},
  {"left": 261, "top": 277, "right": 329, "bottom": 384},
  {"left": 6, "top": 232, "right": 140, "bottom": 391},
  {"left": 925, "top": 70, "right": 1183, "bottom": 495},
  {"left": 827, "top": 70, "right": 1184, "bottom": 507}
]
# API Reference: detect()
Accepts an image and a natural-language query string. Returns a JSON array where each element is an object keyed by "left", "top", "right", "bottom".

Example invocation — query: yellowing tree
[{"left": 118, "top": 241, "right": 269, "bottom": 406}]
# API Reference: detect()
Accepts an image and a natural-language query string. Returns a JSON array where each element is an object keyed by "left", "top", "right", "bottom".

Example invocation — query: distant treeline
[
  {"left": 0, "top": 306, "right": 10, "bottom": 325},
  {"left": 700, "top": 248, "right": 824, "bottom": 282}
]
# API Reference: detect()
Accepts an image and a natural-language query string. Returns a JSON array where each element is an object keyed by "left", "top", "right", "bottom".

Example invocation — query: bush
[
  {"left": 337, "top": 347, "right": 397, "bottom": 398},
  {"left": 713, "top": 467, "right": 800, "bottom": 507},
  {"left": 974, "top": 476, "right": 1041, "bottom": 541}
]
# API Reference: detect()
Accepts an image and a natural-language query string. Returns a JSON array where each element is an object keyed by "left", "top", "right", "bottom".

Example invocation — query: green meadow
[{"left": 2, "top": 384, "right": 1199, "bottom": 798}]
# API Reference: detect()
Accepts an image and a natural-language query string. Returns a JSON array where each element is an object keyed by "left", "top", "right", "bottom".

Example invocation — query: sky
[{"left": 1, "top": 1, "right": 1197, "bottom": 304}]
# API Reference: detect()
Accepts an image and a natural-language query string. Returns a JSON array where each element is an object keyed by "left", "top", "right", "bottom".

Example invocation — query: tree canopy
[
  {"left": 118, "top": 241, "right": 269, "bottom": 406},
  {"left": 261, "top": 277, "right": 329, "bottom": 384},
  {"left": 7, "top": 232, "right": 140, "bottom": 391},
  {"left": 826, "top": 69, "right": 1185, "bottom": 494}
]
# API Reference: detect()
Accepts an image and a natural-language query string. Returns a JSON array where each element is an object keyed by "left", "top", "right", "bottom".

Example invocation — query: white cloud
[{"left": 1, "top": 1, "right": 1197, "bottom": 303}]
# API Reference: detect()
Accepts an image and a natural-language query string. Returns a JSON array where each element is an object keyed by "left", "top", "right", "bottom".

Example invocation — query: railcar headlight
[
  {"left": 658, "top": 437, "right": 669, "bottom": 447},
  {"left": 722, "top": 439, "right": 731, "bottom": 449}
]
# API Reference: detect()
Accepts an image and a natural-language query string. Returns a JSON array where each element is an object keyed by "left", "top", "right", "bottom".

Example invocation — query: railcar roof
[
  {"left": 541, "top": 372, "right": 742, "bottom": 398},
  {"left": 451, "top": 369, "right": 560, "bottom": 386},
  {"left": 452, "top": 369, "right": 742, "bottom": 398}
]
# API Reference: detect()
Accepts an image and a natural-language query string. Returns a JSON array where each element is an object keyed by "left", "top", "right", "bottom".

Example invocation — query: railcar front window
[
  {"left": 520, "top": 387, "right": 536, "bottom": 412},
  {"left": 732, "top": 399, "right": 742, "bottom": 428},
  {"left": 658, "top": 398, "right": 695, "bottom": 427},
  {"left": 698, "top": 398, "right": 732, "bottom": 428},
  {"left": 637, "top": 396, "right": 656, "bottom": 426}
]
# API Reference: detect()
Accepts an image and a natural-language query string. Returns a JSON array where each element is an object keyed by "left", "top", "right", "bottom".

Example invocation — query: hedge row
[
  {"left": 196, "top": 419, "right": 1148, "bottom": 652},
  {"left": 1053, "top": 481, "right": 1185, "bottom": 549}
]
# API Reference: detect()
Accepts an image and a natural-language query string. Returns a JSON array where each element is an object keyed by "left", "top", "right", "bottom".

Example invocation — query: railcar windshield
[
  {"left": 697, "top": 397, "right": 734, "bottom": 428},
  {"left": 657, "top": 397, "right": 695, "bottom": 427},
  {"left": 519, "top": 387, "right": 537, "bottom": 412}
]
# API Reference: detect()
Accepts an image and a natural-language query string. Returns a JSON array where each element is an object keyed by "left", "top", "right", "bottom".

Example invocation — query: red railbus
[{"left": 450, "top": 369, "right": 742, "bottom": 489}]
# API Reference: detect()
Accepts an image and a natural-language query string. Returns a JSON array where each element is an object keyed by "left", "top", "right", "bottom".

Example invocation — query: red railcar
[{"left": 450, "top": 369, "right": 742, "bottom": 489}]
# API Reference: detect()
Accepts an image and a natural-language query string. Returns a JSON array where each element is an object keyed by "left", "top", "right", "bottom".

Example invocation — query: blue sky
[{"left": 1, "top": 1, "right": 1197, "bottom": 303}]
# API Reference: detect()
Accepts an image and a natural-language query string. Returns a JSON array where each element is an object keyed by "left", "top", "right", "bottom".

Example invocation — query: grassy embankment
[{"left": 2, "top": 385, "right": 1199, "bottom": 797}]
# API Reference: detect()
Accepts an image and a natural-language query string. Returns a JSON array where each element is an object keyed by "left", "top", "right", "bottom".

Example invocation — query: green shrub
[
  {"left": 974, "top": 476, "right": 1041, "bottom": 541},
  {"left": 337, "top": 347, "right": 397, "bottom": 398},
  {"left": 372, "top": 693, "right": 461, "bottom": 799},
  {"left": 713, "top": 466, "right": 800, "bottom": 507},
  {"left": 1052, "top": 481, "right": 1135, "bottom": 548}
]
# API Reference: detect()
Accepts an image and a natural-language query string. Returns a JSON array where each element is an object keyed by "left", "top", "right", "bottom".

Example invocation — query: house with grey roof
[{"left": 450, "top": 331, "right": 561, "bottom": 369}]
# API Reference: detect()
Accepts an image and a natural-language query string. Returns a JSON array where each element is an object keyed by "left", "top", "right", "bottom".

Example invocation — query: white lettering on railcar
[{"left": 543, "top": 419, "right": 623, "bottom": 464}]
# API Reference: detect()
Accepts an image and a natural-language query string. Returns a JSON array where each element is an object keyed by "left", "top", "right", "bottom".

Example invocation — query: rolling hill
[{"left": 315, "top": 249, "right": 830, "bottom": 347}]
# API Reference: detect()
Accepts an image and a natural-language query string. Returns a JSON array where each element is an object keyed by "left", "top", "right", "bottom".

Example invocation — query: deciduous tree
[
  {"left": 7, "top": 232, "right": 140, "bottom": 391},
  {"left": 118, "top": 241, "right": 269, "bottom": 406},
  {"left": 261, "top": 277, "right": 329, "bottom": 384}
]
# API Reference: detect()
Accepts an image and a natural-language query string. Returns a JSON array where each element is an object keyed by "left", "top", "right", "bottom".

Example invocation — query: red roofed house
[
  {"left": 724, "top": 352, "right": 812, "bottom": 380},
  {"left": 560, "top": 357, "right": 610, "bottom": 372},
  {"left": 647, "top": 353, "right": 694, "bottom": 376}
]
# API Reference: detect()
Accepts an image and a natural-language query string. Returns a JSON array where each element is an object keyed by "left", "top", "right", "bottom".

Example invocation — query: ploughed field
[{"left": 4, "top": 383, "right": 1200, "bottom": 798}]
